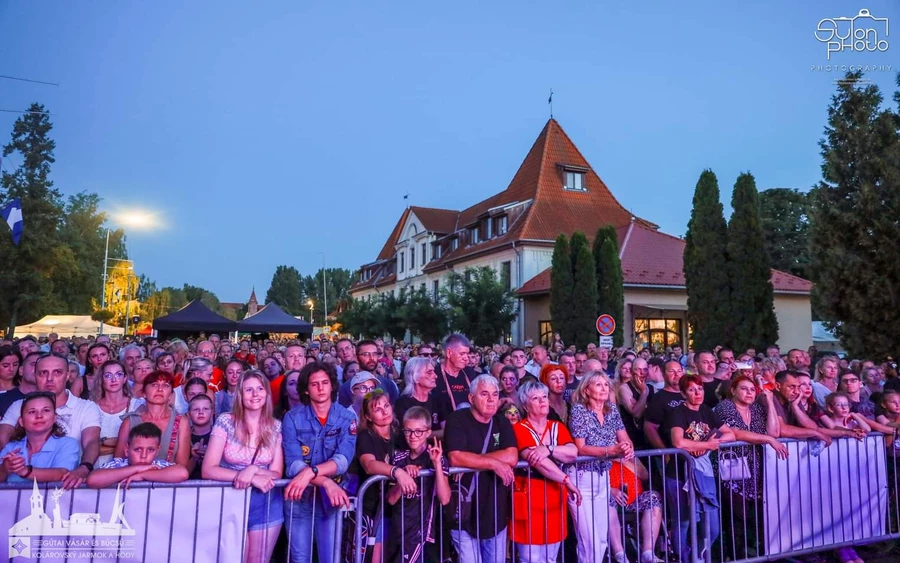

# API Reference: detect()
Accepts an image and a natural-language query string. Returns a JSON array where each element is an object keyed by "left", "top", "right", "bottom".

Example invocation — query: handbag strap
[{"left": 166, "top": 414, "right": 181, "bottom": 463}]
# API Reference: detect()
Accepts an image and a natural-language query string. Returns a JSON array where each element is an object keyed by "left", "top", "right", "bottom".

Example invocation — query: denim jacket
[{"left": 282, "top": 402, "right": 358, "bottom": 497}]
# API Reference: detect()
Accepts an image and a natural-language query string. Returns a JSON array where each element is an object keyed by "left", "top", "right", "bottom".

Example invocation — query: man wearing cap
[{"left": 348, "top": 372, "right": 377, "bottom": 416}]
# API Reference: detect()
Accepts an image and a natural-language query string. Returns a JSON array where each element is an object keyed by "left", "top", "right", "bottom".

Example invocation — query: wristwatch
[
  {"left": 310, "top": 466, "right": 319, "bottom": 477},
  {"left": 548, "top": 444, "right": 555, "bottom": 456},
  {"left": 23, "top": 465, "right": 33, "bottom": 478},
  {"left": 79, "top": 462, "right": 94, "bottom": 472}
]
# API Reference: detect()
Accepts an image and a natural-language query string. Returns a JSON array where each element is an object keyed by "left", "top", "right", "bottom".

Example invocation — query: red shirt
[{"left": 269, "top": 374, "right": 284, "bottom": 402}]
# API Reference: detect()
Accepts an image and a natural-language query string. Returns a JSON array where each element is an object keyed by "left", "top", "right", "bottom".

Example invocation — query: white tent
[{"left": 13, "top": 315, "right": 125, "bottom": 338}]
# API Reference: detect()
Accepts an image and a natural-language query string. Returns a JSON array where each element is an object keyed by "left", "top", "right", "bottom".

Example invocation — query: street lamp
[
  {"left": 319, "top": 252, "right": 328, "bottom": 329},
  {"left": 308, "top": 300, "right": 314, "bottom": 325},
  {"left": 99, "top": 210, "right": 158, "bottom": 335}
]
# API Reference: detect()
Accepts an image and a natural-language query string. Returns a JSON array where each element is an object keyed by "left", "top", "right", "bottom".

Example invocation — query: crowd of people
[{"left": 0, "top": 330, "right": 896, "bottom": 563}]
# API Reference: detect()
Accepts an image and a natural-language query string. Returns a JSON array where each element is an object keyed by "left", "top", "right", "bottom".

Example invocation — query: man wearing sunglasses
[{"left": 0, "top": 353, "right": 101, "bottom": 489}]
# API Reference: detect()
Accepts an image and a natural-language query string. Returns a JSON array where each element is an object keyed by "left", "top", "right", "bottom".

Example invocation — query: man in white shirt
[
  {"left": 0, "top": 353, "right": 101, "bottom": 489},
  {"left": 524, "top": 345, "right": 551, "bottom": 377}
]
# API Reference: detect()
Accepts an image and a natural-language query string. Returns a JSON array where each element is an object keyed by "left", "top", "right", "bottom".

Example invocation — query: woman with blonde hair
[
  {"left": 567, "top": 370, "right": 634, "bottom": 563},
  {"left": 203, "top": 369, "right": 283, "bottom": 563}
]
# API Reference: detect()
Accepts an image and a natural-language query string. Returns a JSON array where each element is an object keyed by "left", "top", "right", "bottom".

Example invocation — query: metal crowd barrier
[
  {"left": 0, "top": 478, "right": 346, "bottom": 563},
  {"left": 354, "top": 449, "right": 699, "bottom": 563},
  {"left": 714, "top": 433, "right": 895, "bottom": 563}
]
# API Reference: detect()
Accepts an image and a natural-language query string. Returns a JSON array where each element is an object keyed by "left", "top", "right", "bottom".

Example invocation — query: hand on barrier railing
[
  {"left": 491, "top": 458, "right": 515, "bottom": 487},
  {"left": 122, "top": 464, "right": 160, "bottom": 489},
  {"left": 563, "top": 475, "right": 582, "bottom": 506},
  {"left": 616, "top": 440, "right": 635, "bottom": 460},
  {"left": 394, "top": 468, "right": 418, "bottom": 496},
  {"left": 767, "top": 438, "right": 789, "bottom": 460},
  {"left": 522, "top": 445, "right": 550, "bottom": 466},
  {"left": 251, "top": 474, "right": 276, "bottom": 493},
  {"left": 321, "top": 479, "right": 351, "bottom": 508},
  {"left": 233, "top": 465, "right": 258, "bottom": 490},
  {"left": 284, "top": 467, "right": 314, "bottom": 501}
]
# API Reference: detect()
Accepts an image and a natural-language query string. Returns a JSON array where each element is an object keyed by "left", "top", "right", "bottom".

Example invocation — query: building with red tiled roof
[{"left": 350, "top": 119, "right": 813, "bottom": 351}]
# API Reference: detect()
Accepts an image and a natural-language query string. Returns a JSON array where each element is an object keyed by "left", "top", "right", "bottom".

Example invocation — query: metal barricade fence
[
  {"left": 714, "top": 433, "right": 897, "bottom": 563},
  {"left": 353, "top": 449, "right": 700, "bottom": 563},
  {"left": 0, "top": 478, "right": 348, "bottom": 563}
]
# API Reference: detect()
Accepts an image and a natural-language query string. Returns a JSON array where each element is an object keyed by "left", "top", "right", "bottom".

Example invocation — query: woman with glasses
[
  {"left": 354, "top": 389, "right": 417, "bottom": 563},
  {"left": 91, "top": 360, "right": 144, "bottom": 466},
  {"left": 114, "top": 371, "right": 190, "bottom": 467},
  {"left": 0, "top": 391, "right": 81, "bottom": 483}
]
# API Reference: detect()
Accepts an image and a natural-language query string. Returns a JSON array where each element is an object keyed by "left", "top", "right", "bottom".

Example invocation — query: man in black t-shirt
[
  {"left": 643, "top": 360, "right": 686, "bottom": 450},
  {"left": 434, "top": 334, "right": 478, "bottom": 410},
  {"left": 444, "top": 374, "right": 517, "bottom": 563}
]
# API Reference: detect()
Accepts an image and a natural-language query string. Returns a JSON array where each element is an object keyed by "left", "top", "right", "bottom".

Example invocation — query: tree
[
  {"left": 402, "top": 288, "right": 449, "bottom": 343},
  {"left": 372, "top": 291, "right": 409, "bottom": 342},
  {"left": 684, "top": 169, "right": 731, "bottom": 349},
  {"left": 727, "top": 173, "right": 779, "bottom": 351},
  {"left": 182, "top": 284, "right": 221, "bottom": 313},
  {"left": 266, "top": 265, "right": 305, "bottom": 315},
  {"left": 0, "top": 103, "right": 65, "bottom": 335},
  {"left": 810, "top": 71, "right": 900, "bottom": 358},
  {"left": 570, "top": 232, "right": 599, "bottom": 350},
  {"left": 759, "top": 188, "right": 812, "bottom": 279},
  {"left": 549, "top": 235, "right": 574, "bottom": 347},
  {"left": 593, "top": 225, "right": 625, "bottom": 347},
  {"left": 336, "top": 297, "right": 379, "bottom": 339},
  {"left": 301, "top": 268, "right": 353, "bottom": 322},
  {"left": 443, "top": 267, "right": 517, "bottom": 345}
]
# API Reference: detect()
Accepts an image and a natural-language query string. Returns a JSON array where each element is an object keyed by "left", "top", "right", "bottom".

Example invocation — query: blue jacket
[{"left": 282, "top": 402, "right": 357, "bottom": 501}]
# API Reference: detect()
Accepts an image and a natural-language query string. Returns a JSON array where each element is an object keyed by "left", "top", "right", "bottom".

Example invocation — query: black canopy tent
[
  {"left": 237, "top": 303, "right": 313, "bottom": 335},
  {"left": 152, "top": 300, "right": 237, "bottom": 338}
]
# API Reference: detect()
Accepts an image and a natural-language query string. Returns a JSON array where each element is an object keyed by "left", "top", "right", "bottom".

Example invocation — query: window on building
[
  {"left": 470, "top": 226, "right": 480, "bottom": 244},
  {"left": 485, "top": 218, "right": 493, "bottom": 239},
  {"left": 435, "top": 244, "right": 442, "bottom": 259},
  {"left": 432, "top": 279, "right": 439, "bottom": 299},
  {"left": 539, "top": 321, "right": 553, "bottom": 347},
  {"left": 420, "top": 283, "right": 426, "bottom": 292},
  {"left": 496, "top": 215, "right": 508, "bottom": 235},
  {"left": 421, "top": 243, "right": 427, "bottom": 264},
  {"left": 501, "top": 261, "right": 511, "bottom": 290},
  {"left": 399, "top": 253, "right": 405, "bottom": 273},
  {"left": 464, "top": 270, "right": 472, "bottom": 282},
  {"left": 451, "top": 238, "right": 459, "bottom": 251},
  {"left": 633, "top": 318, "right": 683, "bottom": 354},
  {"left": 410, "top": 248, "right": 416, "bottom": 270},
  {"left": 564, "top": 170, "right": 585, "bottom": 191}
]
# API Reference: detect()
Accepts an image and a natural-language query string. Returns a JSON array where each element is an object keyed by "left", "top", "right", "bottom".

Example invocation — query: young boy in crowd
[
  {"left": 87, "top": 422, "right": 189, "bottom": 488},
  {"left": 186, "top": 394, "right": 214, "bottom": 480},
  {"left": 385, "top": 406, "right": 450, "bottom": 563}
]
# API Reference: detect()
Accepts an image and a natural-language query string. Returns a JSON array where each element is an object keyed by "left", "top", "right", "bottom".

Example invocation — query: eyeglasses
[
  {"left": 355, "top": 385, "right": 376, "bottom": 394},
  {"left": 403, "top": 428, "right": 428, "bottom": 438},
  {"left": 103, "top": 372, "right": 126, "bottom": 380}
]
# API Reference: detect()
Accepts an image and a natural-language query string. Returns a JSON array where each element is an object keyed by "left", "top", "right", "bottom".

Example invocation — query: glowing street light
[
  {"left": 308, "top": 300, "right": 315, "bottom": 325},
  {"left": 99, "top": 210, "right": 159, "bottom": 335}
]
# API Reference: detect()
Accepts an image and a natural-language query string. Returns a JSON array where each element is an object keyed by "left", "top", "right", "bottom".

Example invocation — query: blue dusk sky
[{"left": 0, "top": 1, "right": 896, "bottom": 301}]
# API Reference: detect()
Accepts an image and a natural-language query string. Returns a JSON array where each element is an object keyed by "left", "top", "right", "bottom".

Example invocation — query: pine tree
[
  {"left": 727, "top": 173, "right": 778, "bottom": 351},
  {"left": 684, "top": 169, "right": 731, "bottom": 349},
  {"left": 810, "top": 72, "right": 900, "bottom": 357},
  {"left": 0, "top": 103, "right": 64, "bottom": 335},
  {"left": 549, "top": 234, "right": 574, "bottom": 346},
  {"left": 570, "top": 232, "right": 599, "bottom": 350},
  {"left": 594, "top": 226, "right": 625, "bottom": 347}
]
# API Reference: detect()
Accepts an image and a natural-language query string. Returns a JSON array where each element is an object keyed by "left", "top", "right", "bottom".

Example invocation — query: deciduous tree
[
  {"left": 266, "top": 265, "right": 305, "bottom": 315},
  {"left": 443, "top": 267, "right": 517, "bottom": 345}
]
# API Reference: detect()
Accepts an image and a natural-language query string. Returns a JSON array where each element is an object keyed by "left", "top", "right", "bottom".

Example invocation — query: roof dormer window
[
  {"left": 470, "top": 226, "right": 480, "bottom": 244},
  {"left": 564, "top": 170, "right": 585, "bottom": 192}
]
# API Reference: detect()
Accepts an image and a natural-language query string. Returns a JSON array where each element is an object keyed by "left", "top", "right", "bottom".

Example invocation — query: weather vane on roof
[{"left": 548, "top": 89, "right": 553, "bottom": 119}]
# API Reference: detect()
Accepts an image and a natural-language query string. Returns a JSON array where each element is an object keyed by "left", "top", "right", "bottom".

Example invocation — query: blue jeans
[
  {"left": 284, "top": 496, "right": 340, "bottom": 563},
  {"left": 664, "top": 476, "right": 720, "bottom": 563},
  {"left": 450, "top": 528, "right": 508, "bottom": 563}
]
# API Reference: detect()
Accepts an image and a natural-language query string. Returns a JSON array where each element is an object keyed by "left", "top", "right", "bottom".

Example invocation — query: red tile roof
[
  {"left": 517, "top": 221, "right": 813, "bottom": 296},
  {"left": 411, "top": 206, "right": 459, "bottom": 235}
]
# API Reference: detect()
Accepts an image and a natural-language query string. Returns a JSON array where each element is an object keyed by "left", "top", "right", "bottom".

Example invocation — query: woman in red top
[{"left": 511, "top": 380, "right": 582, "bottom": 563}]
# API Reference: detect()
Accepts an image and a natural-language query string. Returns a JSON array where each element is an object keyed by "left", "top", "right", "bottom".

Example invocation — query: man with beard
[
  {"left": 355, "top": 340, "right": 399, "bottom": 403},
  {"left": 435, "top": 334, "right": 478, "bottom": 410}
]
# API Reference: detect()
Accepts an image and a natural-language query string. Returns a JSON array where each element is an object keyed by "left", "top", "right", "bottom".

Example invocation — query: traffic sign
[
  {"left": 599, "top": 335, "right": 614, "bottom": 348},
  {"left": 596, "top": 314, "right": 616, "bottom": 336}
]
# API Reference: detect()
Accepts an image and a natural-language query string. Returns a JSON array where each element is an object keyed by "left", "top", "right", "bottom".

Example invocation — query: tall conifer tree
[
  {"left": 594, "top": 226, "right": 625, "bottom": 346},
  {"left": 549, "top": 234, "right": 574, "bottom": 346},
  {"left": 684, "top": 169, "right": 730, "bottom": 349},
  {"left": 727, "top": 172, "right": 778, "bottom": 350},
  {"left": 810, "top": 72, "right": 900, "bottom": 357},
  {"left": 570, "top": 231, "right": 599, "bottom": 350}
]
